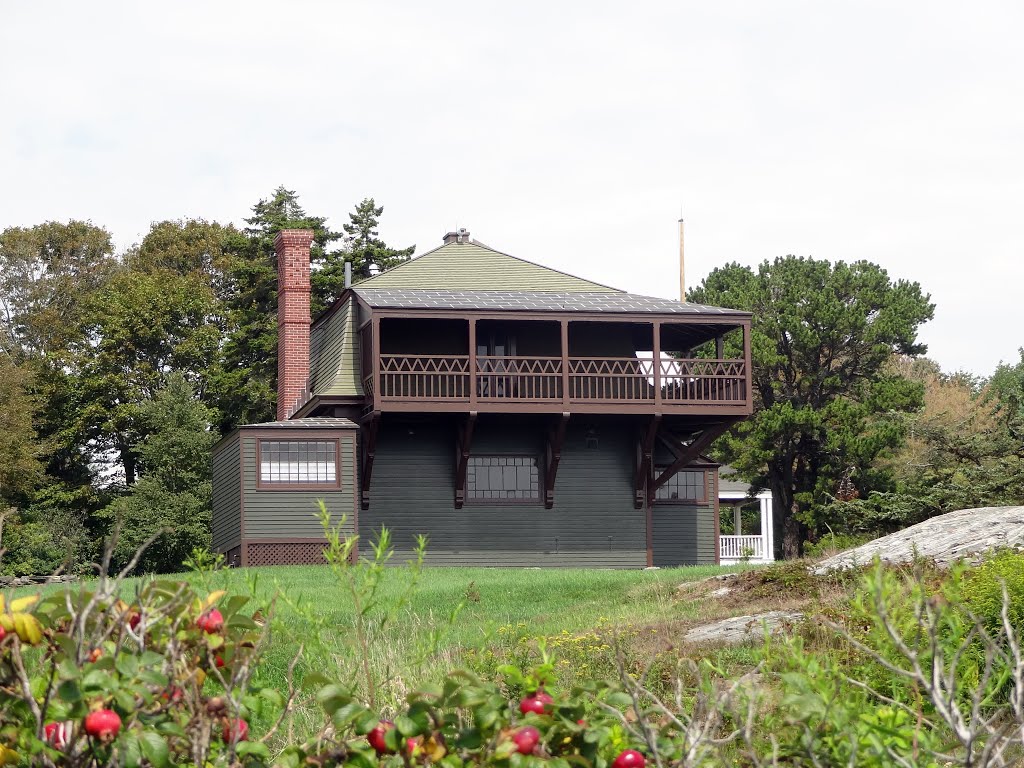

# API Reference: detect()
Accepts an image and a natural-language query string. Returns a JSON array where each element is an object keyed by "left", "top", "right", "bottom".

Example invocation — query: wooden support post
[
  {"left": 468, "top": 318, "right": 477, "bottom": 405},
  {"left": 371, "top": 316, "right": 381, "bottom": 411},
  {"left": 544, "top": 413, "right": 570, "bottom": 509},
  {"left": 652, "top": 321, "right": 662, "bottom": 408},
  {"left": 360, "top": 411, "right": 380, "bottom": 510},
  {"left": 715, "top": 334, "right": 724, "bottom": 359},
  {"left": 454, "top": 411, "right": 478, "bottom": 509},
  {"left": 742, "top": 320, "right": 752, "bottom": 408},
  {"left": 634, "top": 415, "right": 661, "bottom": 509},
  {"left": 560, "top": 319, "right": 570, "bottom": 406}
]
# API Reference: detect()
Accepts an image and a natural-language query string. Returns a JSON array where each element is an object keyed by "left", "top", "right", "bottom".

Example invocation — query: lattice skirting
[{"left": 245, "top": 542, "right": 328, "bottom": 567}]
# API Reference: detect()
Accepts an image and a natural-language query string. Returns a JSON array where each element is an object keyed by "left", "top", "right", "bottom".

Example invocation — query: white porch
[{"left": 719, "top": 491, "right": 774, "bottom": 565}]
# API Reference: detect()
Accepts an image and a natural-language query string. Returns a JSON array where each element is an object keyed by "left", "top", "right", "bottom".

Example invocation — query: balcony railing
[{"left": 368, "top": 354, "right": 748, "bottom": 407}]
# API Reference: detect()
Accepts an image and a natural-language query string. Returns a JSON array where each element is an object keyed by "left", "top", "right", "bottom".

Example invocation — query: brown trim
[
  {"left": 349, "top": 431, "right": 359, "bottom": 563},
  {"left": 468, "top": 318, "right": 478, "bottom": 407},
  {"left": 544, "top": 413, "right": 569, "bottom": 509},
  {"left": 645, "top": 500, "right": 653, "bottom": 568},
  {"left": 360, "top": 412, "right": 380, "bottom": 511},
  {"left": 239, "top": 433, "right": 246, "bottom": 565},
  {"left": 559, "top": 320, "right": 570, "bottom": 407},
  {"left": 254, "top": 436, "right": 343, "bottom": 491},
  {"left": 742, "top": 319, "right": 753, "bottom": 411},
  {"left": 463, "top": 452, "right": 543, "bottom": 506},
  {"left": 291, "top": 395, "right": 365, "bottom": 418},
  {"left": 454, "top": 412, "right": 478, "bottom": 509},
  {"left": 372, "top": 401, "right": 751, "bottom": 416},
  {"left": 652, "top": 320, "right": 662, "bottom": 409},
  {"left": 713, "top": 468, "right": 721, "bottom": 566},
  {"left": 371, "top": 315, "right": 381, "bottom": 412},
  {"left": 370, "top": 307, "right": 752, "bottom": 324}
]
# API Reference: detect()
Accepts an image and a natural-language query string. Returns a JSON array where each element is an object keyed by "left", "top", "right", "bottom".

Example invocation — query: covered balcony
[{"left": 359, "top": 314, "right": 752, "bottom": 416}]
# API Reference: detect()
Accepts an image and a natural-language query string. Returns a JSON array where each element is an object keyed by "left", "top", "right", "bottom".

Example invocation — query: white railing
[{"left": 719, "top": 535, "right": 769, "bottom": 563}]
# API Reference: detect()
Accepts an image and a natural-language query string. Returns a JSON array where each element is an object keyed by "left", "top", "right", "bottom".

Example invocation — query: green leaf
[
  {"left": 236, "top": 741, "right": 271, "bottom": 760},
  {"left": 354, "top": 710, "right": 381, "bottom": 735},
  {"left": 394, "top": 714, "right": 420, "bottom": 737},
  {"left": 56, "top": 679, "right": 81, "bottom": 703},
  {"left": 316, "top": 684, "right": 351, "bottom": 714},
  {"left": 139, "top": 731, "right": 170, "bottom": 768}
]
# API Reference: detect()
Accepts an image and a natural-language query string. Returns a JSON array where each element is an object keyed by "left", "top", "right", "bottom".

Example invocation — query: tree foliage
[
  {"left": 0, "top": 191, "right": 412, "bottom": 574},
  {"left": 100, "top": 373, "right": 218, "bottom": 572},
  {"left": 689, "top": 256, "right": 935, "bottom": 558}
]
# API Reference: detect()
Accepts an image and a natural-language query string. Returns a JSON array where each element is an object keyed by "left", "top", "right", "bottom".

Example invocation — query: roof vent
[{"left": 442, "top": 228, "right": 470, "bottom": 245}]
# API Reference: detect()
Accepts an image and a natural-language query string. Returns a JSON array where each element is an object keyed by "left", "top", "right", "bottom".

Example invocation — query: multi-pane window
[
  {"left": 259, "top": 440, "right": 338, "bottom": 486},
  {"left": 466, "top": 456, "right": 540, "bottom": 502},
  {"left": 654, "top": 469, "right": 706, "bottom": 503}
]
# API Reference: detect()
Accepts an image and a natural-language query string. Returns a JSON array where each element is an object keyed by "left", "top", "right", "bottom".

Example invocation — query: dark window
[
  {"left": 654, "top": 468, "right": 706, "bottom": 503},
  {"left": 259, "top": 440, "right": 338, "bottom": 486},
  {"left": 466, "top": 455, "right": 540, "bottom": 502}
]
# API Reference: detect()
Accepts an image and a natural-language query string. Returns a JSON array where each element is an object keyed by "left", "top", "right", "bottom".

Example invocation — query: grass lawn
[{"left": 14, "top": 563, "right": 743, "bottom": 718}]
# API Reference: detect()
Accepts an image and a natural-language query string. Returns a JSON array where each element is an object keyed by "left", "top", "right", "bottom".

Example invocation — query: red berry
[
  {"left": 0, "top": 625, "right": 6, "bottom": 641},
  {"left": 613, "top": 750, "right": 646, "bottom": 768},
  {"left": 197, "top": 608, "right": 224, "bottom": 634},
  {"left": 215, "top": 655, "right": 225, "bottom": 668},
  {"left": 84, "top": 709, "right": 121, "bottom": 741},
  {"left": 87, "top": 648, "right": 102, "bottom": 663},
  {"left": 128, "top": 612, "right": 141, "bottom": 630},
  {"left": 405, "top": 737, "right": 419, "bottom": 754},
  {"left": 512, "top": 726, "right": 540, "bottom": 755},
  {"left": 367, "top": 720, "right": 395, "bottom": 754},
  {"left": 222, "top": 718, "right": 248, "bottom": 742},
  {"left": 519, "top": 691, "right": 553, "bottom": 715},
  {"left": 44, "top": 722, "right": 69, "bottom": 749}
]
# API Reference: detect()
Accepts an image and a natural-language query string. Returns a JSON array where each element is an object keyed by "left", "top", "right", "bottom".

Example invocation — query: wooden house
[{"left": 212, "top": 228, "right": 754, "bottom": 568}]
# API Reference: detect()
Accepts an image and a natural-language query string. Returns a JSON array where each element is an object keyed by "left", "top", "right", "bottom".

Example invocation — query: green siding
[
  {"left": 363, "top": 416, "right": 648, "bottom": 567},
  {"left": 309, "top": 298, "right": 363, "bottom": 397},
  {"left": 240, "top": 433, "right": 357, "bottom": 540},
  {"left": 650, "top": 468, "right": 717, "bottom": 566},
  {"left": 357, "top": 242, "right": 620, "bottom": 292},
  {"left": 211, "top": 432, "right": 241, "bottom": 553}
]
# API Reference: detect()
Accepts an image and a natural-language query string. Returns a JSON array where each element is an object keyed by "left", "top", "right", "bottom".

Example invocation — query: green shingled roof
[
  {"left": 308, "top": 297, "right": 363, "bottom": 397},
  {"left": 356, "top": 241, "right": 620, "bottom": 292}
]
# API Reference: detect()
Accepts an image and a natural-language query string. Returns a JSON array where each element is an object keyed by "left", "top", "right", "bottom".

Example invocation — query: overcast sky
[{"left": 2, "top": 1, "right": 1021, "bottom": 375}]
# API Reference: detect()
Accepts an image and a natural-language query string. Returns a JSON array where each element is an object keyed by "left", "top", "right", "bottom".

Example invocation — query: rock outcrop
[
  {"left": 683, "top": 611, "right": 804, "bottom": 644},
  {"left": 814, "top": 506, "right": 1024, "bottom": 574}
]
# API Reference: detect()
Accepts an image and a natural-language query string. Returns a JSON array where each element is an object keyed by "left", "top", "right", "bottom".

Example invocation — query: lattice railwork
[
  {"left": 569, "top": 356, "right": 655, "bottom": 401},
  {"left": 379, "top": 354, "right": 470, "bottom": 399},
  {"left": 661, "top": 358, "right": 747, "bottom": 403},
  {"left": 246, "top": 542, "right": 328, "bottom": 567},
  {"left": 476, "top": 356, "right": 562, "bottom": 400}
]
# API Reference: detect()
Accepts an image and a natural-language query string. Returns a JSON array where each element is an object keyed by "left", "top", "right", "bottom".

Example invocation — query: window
[
  {"left": 259, "top": 440, "right": 338, "bottom": 487},
  {"left": 654, "top": 468, "right": 706, "bottom": 503},
  {"left": 466, "top": 455, "right": 540, "bottom": 502}
]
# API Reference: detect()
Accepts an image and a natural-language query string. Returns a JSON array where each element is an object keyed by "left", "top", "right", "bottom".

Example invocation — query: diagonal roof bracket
[
  {"left": 544, "top": 413, "right": 570, "bottom": 509},
  {"left": 454, "top": 412, "right": 478, "bottom": 510},
  {"left": 650, "top": 418, "right": 741, "bottom": 497},
  {"left": 634, "top": 415, "right": 661, "bottom": 509}
]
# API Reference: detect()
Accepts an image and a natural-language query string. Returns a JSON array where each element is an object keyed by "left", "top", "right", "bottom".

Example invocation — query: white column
[
  {"left": 733, "top": 505, "right": 742, "bottom": 536},
  {"left": 759, "top": 495, "right": 775, "bottom": 562}
]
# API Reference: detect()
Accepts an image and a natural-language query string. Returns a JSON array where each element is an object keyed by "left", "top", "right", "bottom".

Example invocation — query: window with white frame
[{"left": 259, "top": 440, "right": 338, "bottom": 486}]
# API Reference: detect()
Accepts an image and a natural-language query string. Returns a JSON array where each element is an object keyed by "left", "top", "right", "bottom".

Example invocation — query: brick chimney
[{"left": 275, "top": 229, "right": 314, "bottom": 420}]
